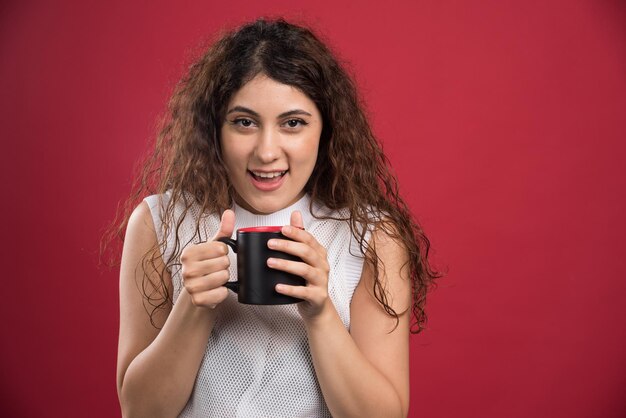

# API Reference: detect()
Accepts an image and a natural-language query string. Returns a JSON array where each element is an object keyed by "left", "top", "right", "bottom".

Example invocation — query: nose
[{"left": 254, "top": 127, "right": 281, "bottom": 163}]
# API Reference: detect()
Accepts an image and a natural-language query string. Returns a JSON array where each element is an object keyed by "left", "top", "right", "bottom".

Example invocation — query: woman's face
[{"left": 220, "top": 74, "right": 322, "bottom": 214}]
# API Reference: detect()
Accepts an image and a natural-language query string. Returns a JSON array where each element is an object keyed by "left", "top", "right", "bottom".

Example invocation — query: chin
[
  {"left": 250, "top": 201, "right": 288, "bottom": 215},
  {"left": 240, "top": 192, "right": 303, "bottom": 215},
  {"left": 236, "top": 196, "right": 281, "bottom": 215}
]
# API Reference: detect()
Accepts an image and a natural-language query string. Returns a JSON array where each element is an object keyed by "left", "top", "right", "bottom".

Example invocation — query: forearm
[
  {"left": 304, "top": 306, "right": 406, "bottom": 418},
  {"left": 119, "top": 290, "right": 216, "bottom": 418}
]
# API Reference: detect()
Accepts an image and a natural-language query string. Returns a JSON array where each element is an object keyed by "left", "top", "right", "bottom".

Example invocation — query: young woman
[{"left": 110, "top": 18, "right": 438, "bottom": 418}]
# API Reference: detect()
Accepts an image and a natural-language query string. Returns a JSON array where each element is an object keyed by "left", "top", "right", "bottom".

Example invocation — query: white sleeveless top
[{"left": 143, "top": 192, "right": 369, "bottom": 417}]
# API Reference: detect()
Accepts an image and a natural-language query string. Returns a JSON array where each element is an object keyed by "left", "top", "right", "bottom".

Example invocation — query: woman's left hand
[{"left": 267, "top": 210, "right": 332, "bottom": 320}]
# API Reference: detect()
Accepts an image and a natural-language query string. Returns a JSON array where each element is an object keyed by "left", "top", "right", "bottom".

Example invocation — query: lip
[
  {"left": 249, "top": 169, "right": 288, "bottom": 175},
  {"left": 247, "top": 170, "right": 287, "bottom": 192}
]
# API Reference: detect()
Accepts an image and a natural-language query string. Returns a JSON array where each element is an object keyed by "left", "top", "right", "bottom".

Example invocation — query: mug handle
[{"left": 217, "top": 237, "right": 239, "bottom": 293}]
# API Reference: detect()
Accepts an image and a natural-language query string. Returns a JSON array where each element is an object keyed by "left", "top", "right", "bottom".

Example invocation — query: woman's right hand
[{"left": 180, "top": 209, "right": 235, "bottom": 309}]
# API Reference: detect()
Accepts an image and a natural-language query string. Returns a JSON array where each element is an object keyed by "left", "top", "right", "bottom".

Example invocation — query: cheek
[
  {"left": 298, "top": 134, "right": 321, "bottom": 162},
  {"left": 220, "top": 140, "right": 245, "bottom": 170},
  {"left": 307, "top": 141, "right": 321, "bottom": 167}
]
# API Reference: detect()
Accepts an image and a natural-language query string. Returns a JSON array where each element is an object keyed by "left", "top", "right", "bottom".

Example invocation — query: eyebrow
[{"left": 226, "top": 106, "right": 313, "bottom": 119}]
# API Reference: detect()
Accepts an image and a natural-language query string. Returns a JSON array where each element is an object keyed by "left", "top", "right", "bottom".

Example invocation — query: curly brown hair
[{"left": 101, "top": 18, "right": 440, "bottom": 333}]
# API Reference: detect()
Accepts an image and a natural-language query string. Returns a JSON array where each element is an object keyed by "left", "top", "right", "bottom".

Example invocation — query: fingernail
[
  {"left": 267, "top": 258, "right": 276, "bottom": 267},
  {"left": 267, "top": 239, "right": 277, "bottom": 248}
]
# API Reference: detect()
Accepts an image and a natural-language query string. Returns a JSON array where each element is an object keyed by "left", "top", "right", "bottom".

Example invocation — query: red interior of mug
[{"left": 238, "top": 226, "right": 283, "bottom": 233}]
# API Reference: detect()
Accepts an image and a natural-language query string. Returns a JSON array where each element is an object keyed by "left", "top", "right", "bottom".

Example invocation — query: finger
[
  {"left": 267, "top": 258, "right": 323, "bottom": 285},
  {"left": 290, "top": 210, "right": 304, "bottom": 229},
  {"left": 189, "top": 286, "right": 229, "bottom": 308},
  {"left": 280, "top": 224, "right": 326, "bottom": 255},
  {"left": 275, "top": 283, "right": 309, "bottom": 300},
  {"left": 181, "top": 255, "right": 230, "bottom": 279},
  {"left": 267, "top": 238, "right": 324, "bottom": 268},
  {"left": 184, "top": 269, "right": 230, "bottom": 294},
  {"left": 275, "top": 283, "right": 328, "bottom": 306},
  {"left": 212, "top": 209, "right": 235, "bottom": 241},
  {"left": 182, "top": 240, "right": 229, "bottom": 262}
]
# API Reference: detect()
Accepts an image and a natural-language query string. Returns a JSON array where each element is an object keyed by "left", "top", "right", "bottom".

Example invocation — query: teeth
[{"left": 252, "top": 171, "right": 286, "bottom": 179}]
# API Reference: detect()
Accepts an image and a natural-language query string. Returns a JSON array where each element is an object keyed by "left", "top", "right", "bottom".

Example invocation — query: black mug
[{"left": 217, "top": 226, "right": 305, "bottom": 305}]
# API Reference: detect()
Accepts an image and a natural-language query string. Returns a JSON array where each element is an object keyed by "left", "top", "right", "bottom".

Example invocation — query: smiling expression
[{"left": 220, "top": 74, "right": 322, "bottom": 214}]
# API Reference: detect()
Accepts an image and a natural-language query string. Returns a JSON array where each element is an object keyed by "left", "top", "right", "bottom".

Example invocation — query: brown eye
[
  {"left": 284, "top": 119, "right": 307, "bottom": 128},
  {"left": 233, "top": 118, "right": 255, "bottom": 128}
]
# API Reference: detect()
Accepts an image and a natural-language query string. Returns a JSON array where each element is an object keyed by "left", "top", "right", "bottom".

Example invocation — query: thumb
[
  {"left": 212, "top": 209, "right": 235, "bottom": 241},
  {"left": 290, "top": 210, "right": 304, "bottom": 229}
]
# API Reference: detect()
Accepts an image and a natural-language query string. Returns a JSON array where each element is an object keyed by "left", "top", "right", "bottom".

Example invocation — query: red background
[{"left": 1, "top": 1, "right": 625, "bottom": 417}]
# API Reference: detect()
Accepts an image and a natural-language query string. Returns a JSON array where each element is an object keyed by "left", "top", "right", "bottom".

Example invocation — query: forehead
[{"left": 227, "top": 74, "right": 319, "bottom": 116}]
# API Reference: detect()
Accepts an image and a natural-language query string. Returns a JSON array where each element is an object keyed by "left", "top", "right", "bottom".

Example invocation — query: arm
[
  {"left": 306, "top": 233, "right": 410, "bottom": 418},
  {"left": 116, "top": 202, "right": 233, "bottom": 418},
  {"left": 272, "top": 214, "right": 411, "bottom": 418}
]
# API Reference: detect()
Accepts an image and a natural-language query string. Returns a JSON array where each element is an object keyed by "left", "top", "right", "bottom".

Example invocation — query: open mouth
[{"left": 249, "top": 170, "right": 288, "bottom": 182}]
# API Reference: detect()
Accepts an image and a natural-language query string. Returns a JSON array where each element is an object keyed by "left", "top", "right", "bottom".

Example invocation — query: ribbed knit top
[{"left": 143, "top": 192, "right": 370, "bottom": 417}]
